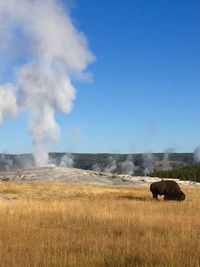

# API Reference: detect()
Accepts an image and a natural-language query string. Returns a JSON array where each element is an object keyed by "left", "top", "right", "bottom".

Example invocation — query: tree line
[{"left": 150, "top": 163, "right": 200, "bottom": 182}]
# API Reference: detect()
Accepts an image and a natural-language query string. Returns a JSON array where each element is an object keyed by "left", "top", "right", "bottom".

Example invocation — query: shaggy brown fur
[{"left": 150, "top": 180, "right": 185, "bottom": 201}]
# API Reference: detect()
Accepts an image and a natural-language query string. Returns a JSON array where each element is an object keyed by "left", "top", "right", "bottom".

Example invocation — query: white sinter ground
[{"left": 0, "top": 166, "right": 199, "bottom": 187}]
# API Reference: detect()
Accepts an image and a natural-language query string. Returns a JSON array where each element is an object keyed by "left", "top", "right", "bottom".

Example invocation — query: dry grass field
[{"left": 0, "top": 182, "right": 199, "bottom": 267}]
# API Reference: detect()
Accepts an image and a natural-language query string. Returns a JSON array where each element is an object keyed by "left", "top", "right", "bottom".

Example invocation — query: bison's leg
[
  {"left": 152, "top": 193, "right": 158, "bottom": 200},
  {"left": 164, "top": 194, "right": 168, "bottom": 201}
]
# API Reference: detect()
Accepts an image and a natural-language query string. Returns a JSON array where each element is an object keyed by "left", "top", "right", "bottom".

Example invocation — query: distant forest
[{"left": 150, "top": 164, "right": 200, "bottom": 182}]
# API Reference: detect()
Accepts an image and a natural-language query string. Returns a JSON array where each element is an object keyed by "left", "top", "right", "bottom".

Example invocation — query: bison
[{"left": 150, "top": 180, "right": 185, "bottom": 201}]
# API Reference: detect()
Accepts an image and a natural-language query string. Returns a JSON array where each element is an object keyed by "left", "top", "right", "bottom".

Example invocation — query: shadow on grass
[{"left": 117, "top": 195, "right": 149, "bottom": 201}]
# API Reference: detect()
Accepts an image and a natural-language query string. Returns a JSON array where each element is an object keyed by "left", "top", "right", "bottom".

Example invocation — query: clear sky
[{"left": 0, "top": 0, "right": 200, "bottom": 154}]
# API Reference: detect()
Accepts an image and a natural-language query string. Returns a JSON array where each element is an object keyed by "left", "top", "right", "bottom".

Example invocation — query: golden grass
[{"left": 0, "top": 182, "right": 199, "bottom": 267}]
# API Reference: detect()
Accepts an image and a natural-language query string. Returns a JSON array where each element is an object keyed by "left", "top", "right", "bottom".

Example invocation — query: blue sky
[{"left": 1, "top": 0, "right": 200, "bottom": 154}]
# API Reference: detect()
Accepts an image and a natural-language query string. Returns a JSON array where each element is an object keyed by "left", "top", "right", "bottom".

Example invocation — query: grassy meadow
[{"left": 0, "top": 182, "right": 199, "bottom": 267}]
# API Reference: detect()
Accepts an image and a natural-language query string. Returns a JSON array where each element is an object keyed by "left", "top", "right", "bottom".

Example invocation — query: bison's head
[{"left": 178, "top": 191, "right": 185, "bottom": 201}]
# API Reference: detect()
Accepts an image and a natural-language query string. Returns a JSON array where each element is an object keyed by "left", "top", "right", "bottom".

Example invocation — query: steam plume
[
  {"left": 193, "top": 147, "right": 200, "bottom": 163},
  {"left": 0, "top": 0, "right": 94, "bottom": 166},
  {"left": 120, "top": 155, "right": 136, "bottom": 175},
  {"left": 0, "top": 154, "right": 14, "bottom": 170},
  {"left": 0, "top": 84, "right": 18, "bottom": 124},
  {"left": 59, "top": 153, "right": 74, "bottom": 167},
  {"left": 104, "top": 156, "right": 117, "bottom": 173},
  {"left": 92, "top": 163, "right": 102, "bottom": 172},
  {"left": 142, "top": 153, "right": 155, "bottom": 175},
  {"left": 161, "top": 149, "right": 173, "bottom": 170}
]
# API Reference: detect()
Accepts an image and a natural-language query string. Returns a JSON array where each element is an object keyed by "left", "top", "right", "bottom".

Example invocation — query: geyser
[{"left": 0, "top": 0, "right": 95, "bottom": 166}]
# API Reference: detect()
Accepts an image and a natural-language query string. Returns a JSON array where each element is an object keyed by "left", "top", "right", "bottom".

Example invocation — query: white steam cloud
[
  {"left": 120, "top": 155, "right": 136, "bottom": 175},
  {"left": 142, "top": 153, "right": 155, "bottom": 176},
  {"left": 161, "top": 153, "right": 171, "bottom": 170},
  {"left": 0, "top": 154, "right": 14, "bottom": 170},
  {"left": 59, "top": 153, "right": 74, "bottom": 167},
  {"left": 92, "top": 163, "right": 102, "bottom": 172},
  {"left": 104, "top": 156, "right": 117, "bottom": 173},
  {"left": 0, "top": 0, "right": 94, "bottom": 166},
  {"left": 193, "top": 147, "right": 200, "bottom": 163},
  {"left": 0, "top": 84, "right": 18, "bottom": 124},
  {"left": 161, "top": 148, "right": 173, "bottom": 170}
]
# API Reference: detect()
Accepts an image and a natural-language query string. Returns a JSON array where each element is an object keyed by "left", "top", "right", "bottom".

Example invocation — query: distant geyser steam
[
  {"left": 193, "top": 147, "right": 200, "bottom": 163},
  {"left": 142, "top": 153, "right": 155, "bottom": 175},
  {"left": 0, "top": 0, "right": 95, "bottom": 166}
]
